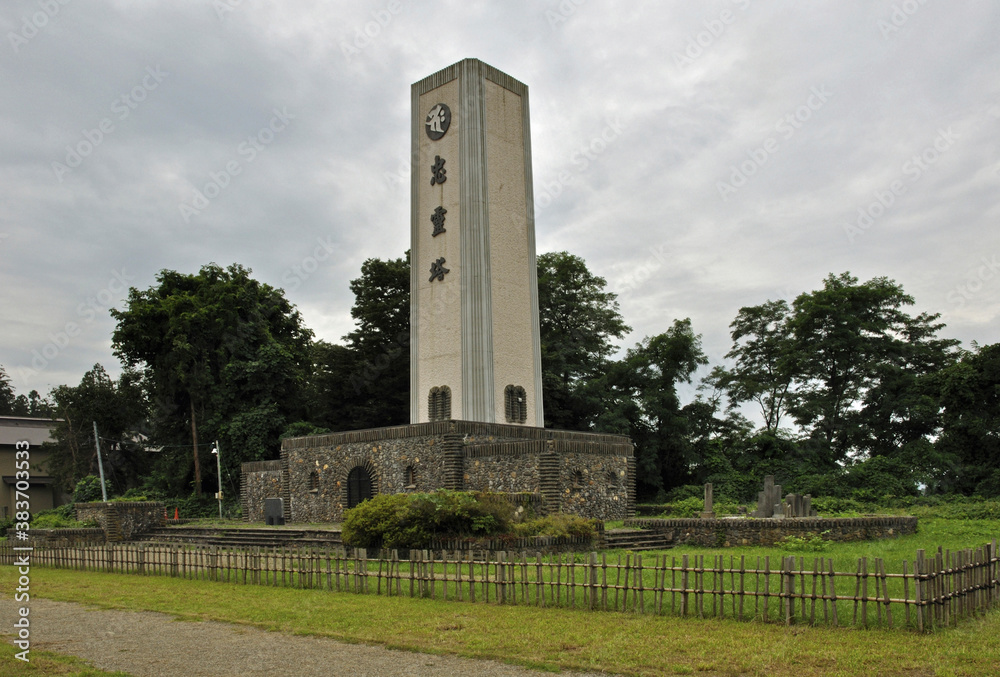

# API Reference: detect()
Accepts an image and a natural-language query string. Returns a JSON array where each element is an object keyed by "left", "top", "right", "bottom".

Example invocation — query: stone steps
[
  {"left": 538, "top": 450, "right": 561, "bottom": 513},
  {"left": 603, "top": 528, "right": 673, "bottom": 551},
  {"left": 140, "top": 526, "right": 343, "bottom": 549}
]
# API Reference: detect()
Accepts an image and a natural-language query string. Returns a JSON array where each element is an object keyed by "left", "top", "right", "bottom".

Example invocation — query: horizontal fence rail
[{"left": 3, "top": 540, "right": 997, "bottom": 632}]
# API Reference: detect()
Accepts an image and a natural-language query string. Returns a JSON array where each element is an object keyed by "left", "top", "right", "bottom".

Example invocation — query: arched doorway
[{"left": 346, "top": 466, "right": 374, "bottom": 508}]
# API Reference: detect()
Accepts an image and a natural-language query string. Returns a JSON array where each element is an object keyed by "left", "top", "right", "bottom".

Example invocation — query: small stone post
[{"left": 701, "top": 483, "right": 716, "bottom": 519}]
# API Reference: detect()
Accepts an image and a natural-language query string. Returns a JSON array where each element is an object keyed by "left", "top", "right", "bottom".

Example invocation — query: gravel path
[{"left": 2, "top": 598, "right": 618, "bottom": 677}]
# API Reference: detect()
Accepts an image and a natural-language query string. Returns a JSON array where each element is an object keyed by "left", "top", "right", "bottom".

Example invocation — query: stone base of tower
[{"left": 244, "top": 421, "right": 635, "bottom": 524}]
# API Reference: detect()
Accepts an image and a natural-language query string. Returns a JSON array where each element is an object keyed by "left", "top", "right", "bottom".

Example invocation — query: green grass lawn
[
  {"left": 5, "top": 566, "right": 999, "bottom": 676},
  {"left": 0, "top": 638, "right": 130, "bottom": 676},
  {"left": 4, "top": 517, "right": 1000, "bottom": 676}
]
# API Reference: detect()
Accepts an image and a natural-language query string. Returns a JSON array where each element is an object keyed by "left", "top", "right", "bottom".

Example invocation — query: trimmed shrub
[
  {"left": 30, "top": 506, "right": 96, "bottom": 529},
  {"left": 513, "top": 513, "right": 598, "bottom": 539},
  {"left": 341, "top": 490, "right": 515, "bottom": 549},
  {"left": 73, "top": 475, "right": 104, "bottom": 503}
]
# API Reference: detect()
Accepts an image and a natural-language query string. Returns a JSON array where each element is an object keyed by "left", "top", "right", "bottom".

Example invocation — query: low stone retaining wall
[
  {"left": 22, "top": 528, "right": 105, "bottom": 546},
  {"left": 75, "top": 501, "right": 166, "bottom": 542},
  {"left": 623, "top": 516, "right": 917, "bottom": 547}
]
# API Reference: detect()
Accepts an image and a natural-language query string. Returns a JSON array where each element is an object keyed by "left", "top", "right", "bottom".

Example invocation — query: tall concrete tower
[{"left": 410, "top": 59, "right": 543, "bottom": 426}]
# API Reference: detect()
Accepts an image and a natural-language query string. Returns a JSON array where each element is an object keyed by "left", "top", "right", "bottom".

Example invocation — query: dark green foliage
[
  {"left": 0, "top": 365, "right": 54, "bottom": 417},
  {"left": 596, "top": 319, "right": 708, "bottom": 498},
  {"left": 0, "top": 365, "right": 13, "bottom": 414},
  {"left": 341, "top": 491, "right": 515, "bottom": 548},
  {"left": 709, "top": 299, "right": 796, "bottom": 434},
  {"left": 46, "top": 365, "right": 149, "bottom": 495},
  {"left": 304, "top": 255, "right": 411, "bottom": 432},
  {"left": 512, "top": 513, "right": 598, "bottom": 538},
  {"left": 164, "top": 493, "right": 239, "bottom": 519},
  {"left": 787, "top": 273, "right": 958, "bottom": 467},
  {"left": 73, "top": 475, "right": 104, "bottom": 503},
  {"left": 933, "top": 343, "right": 1000, "bottom": 495},
  {"left": 29, "top": 505, "right": 95, "bottom": 529},
  {"left": 537, "top": 251, "right": 629, "bottom": 430},
  {"left": 111, "top": 263, "right": 312, "bottom": 496},
  {"left": 779, "top": 531, "right": 830, "bottom": 552},
  {"left": 808, "top": 496, "right": 869, "bottom": 516},
  {"left": 279, "top": 421, "right": 331, "bottom": 440}
]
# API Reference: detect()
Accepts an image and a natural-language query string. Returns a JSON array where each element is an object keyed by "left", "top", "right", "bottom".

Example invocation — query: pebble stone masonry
[{"left": 255, "top": 420, "right": 636, "bottom": 523}]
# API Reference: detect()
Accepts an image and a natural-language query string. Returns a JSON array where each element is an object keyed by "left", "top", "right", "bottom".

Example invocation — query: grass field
[
  {"left": 0, "top": 638, "right": 129, "bottom": 676},
  {"left": 4, "top": 517, "right": 1000, "bottom": 676}
]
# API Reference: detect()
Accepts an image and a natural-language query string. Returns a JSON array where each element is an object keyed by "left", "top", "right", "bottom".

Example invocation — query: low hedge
[
  {"left": 342, "top": 490, "right": 599, "bottom": 548},
  {"left": 342, "top": 490, "right": 515, "bottom": 548}
]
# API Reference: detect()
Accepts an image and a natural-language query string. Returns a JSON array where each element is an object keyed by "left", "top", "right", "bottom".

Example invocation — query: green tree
[
  {"left": 342, "top": 253, "right": 411, "bottom": 428},
  {"left": 0, "top": 365, "right": 15, "bottom": 414},
  {"left": 303, "top": 340, "right": 364, "bottom": 431},
  {"left": 709, "top": 299, "right": 796, "bottom": 434},
  {"left": 10, "top": 390, "right": 54, "bottom": 417},
  {"left": 934, "top": 343, "right": 1000, "bottom": 495},
  {"left": 111, "top": 263, "right": 312, "bottom": 495},
  {"left": 45, "top": 364, "right": 148, "bottom": 494},
  {"left": 537, "top": 251, "right": 630, "bottom": 429},
  {"left": 788, "top": 272, "right": 957, "bottom": 468},
  {"left": 0, "top": 367, "right": 54, "bottom": 417},
  {"left": 597, "top": 319, "right": 707, "bottom": 497}
]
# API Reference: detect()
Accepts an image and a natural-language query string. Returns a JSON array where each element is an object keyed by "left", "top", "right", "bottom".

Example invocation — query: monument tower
[
  {"left": 251, "top": 60, "right": 635, "bottom": 524},
  {"left": 410, "top": 59, "right": 544, "bottom": 426}
]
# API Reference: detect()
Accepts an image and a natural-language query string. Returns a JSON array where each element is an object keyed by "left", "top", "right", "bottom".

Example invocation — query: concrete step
[
  {"left": 140, "top": 526, "right": 343, "bottom": 549},
  {"left": 604, "top": 528, "right": 672, "bottom": 551}
]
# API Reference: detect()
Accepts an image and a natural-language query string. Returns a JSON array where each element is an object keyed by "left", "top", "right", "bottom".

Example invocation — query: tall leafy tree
[
  {"left": 0, "top": 367, "right": 54, "bottom": 417},
  {"left": 111, "top": 263, "right": 312, "bottom": 495},
  {"left": 709, "top": 299, "right": 796, "bottom": 434},
  {"left": 45, "top": 364, "right": 148, "bottom": 494},
  {"left": 788, "top": 272, "right": 957, "bottom": 467},
  {"left": 341, "top": 253, "right": 411, "bottom": 429},
  {"left": 0, "top": 365, "right": 15, "bottom": 414},
  {"left": 537, "top": 251, "right": 630, "bottom": 429},
  {"left": 934, "top": 343, "right": 1000, "bottom": 495},
  {"left": 597, "top": 319, "right": 707, "bottom": 497}
]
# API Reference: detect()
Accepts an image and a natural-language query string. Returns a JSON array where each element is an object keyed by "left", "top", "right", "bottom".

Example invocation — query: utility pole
[
  {"left": 93, "top": 421, "right": 108, "bottom": 501},
  {"left": 211, "top": 440, "right": 223, "bottom": 519}
]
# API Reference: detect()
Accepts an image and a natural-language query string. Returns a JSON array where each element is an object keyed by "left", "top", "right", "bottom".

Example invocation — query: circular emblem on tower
[{"left": 425, "top": 103, "right": 451, "bottom": 140}]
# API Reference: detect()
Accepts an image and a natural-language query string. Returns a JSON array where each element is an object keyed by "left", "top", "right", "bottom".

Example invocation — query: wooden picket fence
[{"left": 4, "top": 540, "right": 997, "bottom": 632}]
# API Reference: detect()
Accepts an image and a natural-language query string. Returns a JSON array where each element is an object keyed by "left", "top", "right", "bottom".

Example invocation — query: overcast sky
[{"left": 2, "top": 0, "right": 998, "bottom": 404}]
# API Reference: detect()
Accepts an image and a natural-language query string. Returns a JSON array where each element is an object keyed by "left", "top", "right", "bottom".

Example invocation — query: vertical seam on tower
[{"left": 460, "top": 58, "right": 494, "bottom": 422}]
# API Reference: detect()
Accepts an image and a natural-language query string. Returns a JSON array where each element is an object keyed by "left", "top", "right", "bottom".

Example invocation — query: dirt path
[{"left": 2, "top": 598, "right": 617, "bottom": 676}]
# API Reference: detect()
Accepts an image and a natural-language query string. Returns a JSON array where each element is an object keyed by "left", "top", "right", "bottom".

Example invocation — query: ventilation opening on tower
[
  {"left": 504, "top": 384, "right": 527, "bottom": 424},
  {"left": 428, "top": 385, "right": 451, "bottom": 421}
]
